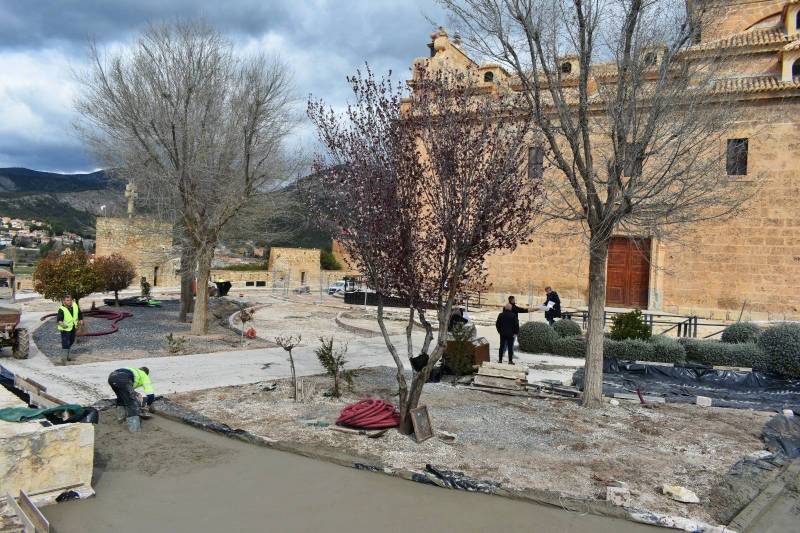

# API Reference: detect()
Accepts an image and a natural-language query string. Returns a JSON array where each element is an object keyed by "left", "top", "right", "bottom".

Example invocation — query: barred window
[
  {"left": 528, "top": 144, "right": 544, "bottom": 180},
  {"left": 726, "top": 138, "right": 748, "bottom": 176}
]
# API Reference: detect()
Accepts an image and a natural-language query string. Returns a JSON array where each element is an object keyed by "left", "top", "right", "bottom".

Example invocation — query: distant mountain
[
  {"left": 0, "top": 167, "right": 115, "bottom": 194},
  {"left": 0, "top": 167, "right": 123, "bottom": 237}
]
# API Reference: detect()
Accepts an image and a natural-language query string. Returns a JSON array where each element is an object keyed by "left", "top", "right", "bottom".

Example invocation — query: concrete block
[
  {"left": 606, "top": 486, "right": 631, "bottom": 507},
  {"left": 696, "top": 396, "right": 713, "bottom": 407}
]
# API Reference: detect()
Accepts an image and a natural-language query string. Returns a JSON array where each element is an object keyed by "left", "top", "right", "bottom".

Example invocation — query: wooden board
[
  {"left": 477, "top": 366, "right": 526, "bottom": 380},
  {"left": 18, "top": 491, "right": 48, "bottom": 533},
  {"left": 14, "top": 375, "right": 45, "bottom": 394},
  {"left": 613, "top": 392, "right": 666, "bottom": 403},
  {"left": 5, "top": 494, "right": 34, "bottom": 533},
  {"left": 473, "top": 374, "right": 524, "bottom": 390},
  {"left": 27, "top": 391, "right": 64, "bottom": 409},
  {"left": 481, "top": 362, "right": 524, "bottom": 372},
  {"left": 410, "top": 405, "right": 434, "bottom": 443}
]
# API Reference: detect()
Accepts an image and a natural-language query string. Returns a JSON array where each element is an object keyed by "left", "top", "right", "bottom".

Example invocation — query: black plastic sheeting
[
  {"left": 763, "top": 414, "right": 800, "bottom": 458},
  {"left": 572, "top": 358, "right": 800, "bottom": 412},
  {"left": 424, "top": 464, "right": 501, "bottom": 493}
]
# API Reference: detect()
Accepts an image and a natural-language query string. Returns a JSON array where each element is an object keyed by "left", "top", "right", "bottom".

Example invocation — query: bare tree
[
  {"left": 439, "top": 0, "right": 759, "bottom": 406},
  {"left": 309, "top": 66, "right": 544, "bottom": 432},
  {"left": 76, "top": 20, "right": 295, "bottom": 334}
]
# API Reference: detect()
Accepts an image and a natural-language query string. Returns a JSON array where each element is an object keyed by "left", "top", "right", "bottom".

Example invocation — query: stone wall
[
  {"left": 95, "top": 217, "right": 179, "bottom": 288},
  {"left": 267, "top": 247, "right": 321, "bottom": 286},
  {"left": 210, "top": 268, "right": 347, "bottom": 290}
]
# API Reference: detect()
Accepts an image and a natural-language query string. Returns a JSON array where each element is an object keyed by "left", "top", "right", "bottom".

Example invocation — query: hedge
[
  {"left": 553, "top": 319, "right": 582, "bottom": 338},
  {"left": 721, "top": 322, "right": 761, "bottom": 344},
  {"left": 548, "top": 335, "right": 684, "bottom": 363},
  {"left": 552, "top": 336, "right": 586, "bottom": 358},
  {"left": 518, "top": 321, "right": 559, "bottom": 353},
  {"left": 758, "top": 323, "right": 800, "bottom": 378},
  {"left": 680, "top": 338, "right": 768, "bottom": 369}
]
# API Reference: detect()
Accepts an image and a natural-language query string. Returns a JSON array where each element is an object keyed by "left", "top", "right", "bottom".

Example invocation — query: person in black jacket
[
  {"left": 543, "top": 287, "right": 562, "bottom": 325},
  {"left": 495, "top": 303, "right": 519, "bottom": 364},
  {"left": 508, "top": 295, "right": 528, "bottom": 316}
]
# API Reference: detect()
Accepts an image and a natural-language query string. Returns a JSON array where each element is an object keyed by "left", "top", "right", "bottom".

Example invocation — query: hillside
[{"left": 0, "top": 167, "right": 122, "bottom": 237}]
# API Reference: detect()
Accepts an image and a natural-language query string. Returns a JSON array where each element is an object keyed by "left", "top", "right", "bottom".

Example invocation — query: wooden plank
[
  {"left": 713, "top": 365, "right": 752, "bottom": 372},
  {"left": 27, "top": 392, "right": 62, "bottom": 409},
  {"left": 18, "top": 491, "right": 48, "bottom": 533},
  {"left": 481, "top": 362, "right": 525, "bottom": 372},
  {"left": 477, "top": 367, "right": 526, "bottom": 380},
  {"left": 410, "top": 406, "right": 434, "bottom": 443},
  {"left": 14, "top": 376, "right": 44, "bottom": 394},
  {"left": 473, "top": 374, "right": 524, "bottom": 390},
  {"left": 612, "top": 392, "right": 666, "bottom": 403},
  {"left": 5, "top": 494, "right": 34, "bottom": 533}
]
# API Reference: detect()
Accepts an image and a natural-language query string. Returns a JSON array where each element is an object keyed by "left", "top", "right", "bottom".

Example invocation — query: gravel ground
[
  {"left": 169, "top": 366, "right": 772, "bottom": 526},
  {"left": 33, "top": 299, "right": 273, "bottom": 364}
]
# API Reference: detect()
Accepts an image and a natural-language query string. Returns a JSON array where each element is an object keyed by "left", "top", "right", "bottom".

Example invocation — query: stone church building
[{"left": 401, "top": 0, "right": 800, "bottom": 321}]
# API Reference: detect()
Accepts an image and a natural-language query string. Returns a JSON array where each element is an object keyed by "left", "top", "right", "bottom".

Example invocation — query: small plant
[
  {"left": 609, "top": 310, "right": 651, "bottom": 341},
  {"left": 721, "top": 322, "right": 761, "bottom": 344},
  {"left": 276, "top": 335, "right": 301, "bottom": 401},
  {"left": 518, "top": 321, "right": 559, "bottom": 353},
  {"left": 758, "top": 323, "right": 800, "bottom": 378},
  {"left": 164, "top": 333, "right": 188, "bottom": 354},
  {"left": 238, "top": 307, "right": 254, "bottom": 345},
  {"left": 443, "top": 324, "right": 476, "bottom": 375},
  {"left": 553, "top": 319, "right": 582, "bottom": 338},
  {"left": 314, "top": 337, "right": 353, "bottom": 397},
  {"left": 140, "top": 276, "right": 151, "bottom": 299}
]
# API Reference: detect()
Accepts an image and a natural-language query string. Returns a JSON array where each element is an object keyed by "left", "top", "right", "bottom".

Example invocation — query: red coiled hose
[
  {"left": 336, "top": 399, "right": 400, "bottom": 429},
  {"left": 41, "top": 308, "right": 133, "bottom": 336}
]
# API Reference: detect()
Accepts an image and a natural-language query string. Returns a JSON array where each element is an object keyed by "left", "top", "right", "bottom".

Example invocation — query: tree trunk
[
  {"left": 114, "top": 290, "right": 119, "bottom": 306},
  {"left": 191, "top": 248, "right": 213, "bottom": 335},
  {"left": 582, "top": 239, "right": 610, "bottom": 408},
  {"left": 179, "top": 245, "right": 195, "bottom": 322},
  {"left": 375, "top": 295, "right": 409, "bottom": 428},
  {"left": 288, "top": 350, "right": 297, "bottom": 401}
]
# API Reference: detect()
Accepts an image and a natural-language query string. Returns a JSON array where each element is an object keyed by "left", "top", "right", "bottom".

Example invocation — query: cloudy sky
[{"left": 0, "top": 0, "right": 446, "bottom": 173}]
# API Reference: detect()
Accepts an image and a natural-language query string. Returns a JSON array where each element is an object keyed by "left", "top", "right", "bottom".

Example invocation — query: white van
[{"left": 328, "top": 280, "right": 347, "bottom": 295}]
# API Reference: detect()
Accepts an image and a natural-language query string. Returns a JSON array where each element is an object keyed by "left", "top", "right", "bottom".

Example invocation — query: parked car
[{"left": 328, "top": 280, "right": 347, "bottom": 295}]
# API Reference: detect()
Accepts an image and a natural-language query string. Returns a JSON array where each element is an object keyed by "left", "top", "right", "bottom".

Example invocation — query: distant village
[{"left": 0, "top": 216, "right": 93, "bottom": 256}]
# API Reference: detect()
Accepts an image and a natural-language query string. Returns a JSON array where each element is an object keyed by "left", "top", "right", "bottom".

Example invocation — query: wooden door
[{"left": 606, "top": 237, "right": 651, "bottom": 308}]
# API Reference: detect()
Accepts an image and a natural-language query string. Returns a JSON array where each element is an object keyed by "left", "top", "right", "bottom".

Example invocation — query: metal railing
[{"left": 574, "top": 310, "right": 726, "bottom": 338}]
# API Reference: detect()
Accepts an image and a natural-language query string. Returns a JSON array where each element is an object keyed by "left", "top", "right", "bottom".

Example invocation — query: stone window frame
[{"left": 483, "top": 71, "right": 494, "bottom": 83}]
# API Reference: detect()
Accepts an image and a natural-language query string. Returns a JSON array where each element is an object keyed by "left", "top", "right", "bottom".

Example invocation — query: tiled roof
[
  {"left": 711, "top": 76, "right": 800, "bottom": 94},
  {"left": 690, "top": 29, "right": 799, "bottom": 51},
  {"left": 785, "top": 39, "right": 800, "bottom": 52}
]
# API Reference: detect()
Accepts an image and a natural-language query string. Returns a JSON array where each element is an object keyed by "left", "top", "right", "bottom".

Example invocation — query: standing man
[
  {"left": 542, "top": 286, "right": 562, "bottom": 326},
  {"left": 56, "top": 295, "right": 83, "bottom": 365},
  {"left": 107, "top": 367, "right": 155, "bottom": 433},
  {"left": 508, "top": 295, "right": 529, "bottom": 316},
  {"left": 495, "top": 303, "right": 519, "bottom": 364}
]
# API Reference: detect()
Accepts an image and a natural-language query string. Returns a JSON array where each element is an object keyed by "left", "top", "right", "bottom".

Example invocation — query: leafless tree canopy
[
  {"left": 76, "top": 19, "right": 296, "bottom": 333},
  {"left": 439, "top": 0, "right": 760, "bottom": 406}
]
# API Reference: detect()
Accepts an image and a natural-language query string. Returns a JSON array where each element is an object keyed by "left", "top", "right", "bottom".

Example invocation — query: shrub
[
  {"left": 33, "top": 250, "right": 99, "bottom": 302},
  {"left": 164, "top": 333, "right": 188, "bottom": 354},
  {"left": 681, "top": 338, "right": 768, "bottom": 369},
  {"left": 721, "top": 322, "right": 761, "bottom": 344},
  {"left": 518, "top": 321, "right": 559, "bottom": 353},
  {"left": 553, "top": 319, "right": 582, "bottom": 338},
  {"left": 758, "top": 323, "right": 800, "bottom": 378},
  {"left": 315, "top": 336, "right": 353, "bottom": 396},
  {"left": 94, "top": 254, "right": 136, "bottom": 305},
  {"left": 609, "top": 310, "right": 651, "bottom": 340},
  {"left": 649, "top": 336, "right": 687, "bottom": 363},
  {"left": 320, "top": 249, "right": 342, "bottom": 270},
  {"left": 552, "top": 335, "right": 586, "bottom": 358}
]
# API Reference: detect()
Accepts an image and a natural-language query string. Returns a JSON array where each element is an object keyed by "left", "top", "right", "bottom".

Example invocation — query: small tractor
[{"left": 0, "top": 259, "right": 28, "bottom": 358}]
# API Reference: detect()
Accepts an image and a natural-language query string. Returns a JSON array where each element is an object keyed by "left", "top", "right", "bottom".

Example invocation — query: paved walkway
[{"left": 1, "top": 296, "right": 583, "bottom": 404}]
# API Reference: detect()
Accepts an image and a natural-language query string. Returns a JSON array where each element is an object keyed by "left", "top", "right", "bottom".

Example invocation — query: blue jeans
[{"left": 499, "top": 336, "right": 515, "bottom": 363}]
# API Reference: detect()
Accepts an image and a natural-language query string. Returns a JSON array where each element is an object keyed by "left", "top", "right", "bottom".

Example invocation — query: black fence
[
  {"left": 574, "top": 310, "right": 728, "bottom": 338},
  {"left": 343, "top": 291, "right": 438, "bottom": 310}
]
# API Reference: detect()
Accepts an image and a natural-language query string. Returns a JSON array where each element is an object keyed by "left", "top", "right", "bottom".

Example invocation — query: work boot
[
  {"left": 115, "top": 406, "right": 126, "bottom": 423},
  {"left": 126, "top": 416, "right": 141, "bottom": 433},
  {"left": 56, "top": 349, "right": 70, "bottom": 365}
]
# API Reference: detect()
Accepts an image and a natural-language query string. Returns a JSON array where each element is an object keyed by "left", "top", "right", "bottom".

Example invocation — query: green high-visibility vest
[
  {"left": 57, "top": 302, "right": 80, "bottom": 332},
  {"left": 126, "top": 367, "right": 154, "bottom": 394}
]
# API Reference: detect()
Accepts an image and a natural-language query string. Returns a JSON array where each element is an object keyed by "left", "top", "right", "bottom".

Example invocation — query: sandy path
[{"left": 43, "top": 414, "right": 660, "bottom": 533}]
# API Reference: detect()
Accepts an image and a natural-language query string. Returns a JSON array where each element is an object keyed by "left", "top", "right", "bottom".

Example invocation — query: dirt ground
[
  {"left": 32, "top": 299, "right": 274, "bottom": 364},
  {"left": 169, "top": 366, "right": 773, "bottom": 525}
]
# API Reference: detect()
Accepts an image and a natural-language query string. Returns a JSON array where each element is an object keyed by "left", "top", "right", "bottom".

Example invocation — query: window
[
  {"left": 255, "top": 280, "right": 266, "bottom": 287},
  {"left": 561, "top": 61, "right": 572, "bottom": 74},
  {"left": 483, "top": 71, "right": 494, "bottom": 82},
  {"left": 726, "top": 138, "right": 748, "bottom": 176},
  {"left": 528, "top": 144, "right": 544, "bottom": 180},
  {"left": 623, "top": 142, "right": 644, "bottom": 177},
  {"left": 793, "top": 59, "right": 800, "bottom": 78},
  {"left": 796, "top": 11, "right": 800, "bottom": 31},
  {"left": 245, "top": 281, "right": 255, "bottom": 287},
  {"left": 643, "top": 51, "right": 657, "bottom": 67}
]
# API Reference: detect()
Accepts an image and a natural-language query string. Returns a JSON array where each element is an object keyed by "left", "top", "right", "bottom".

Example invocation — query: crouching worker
[{"left": 107, "top": 367, "right": 154, "bottom": 433}]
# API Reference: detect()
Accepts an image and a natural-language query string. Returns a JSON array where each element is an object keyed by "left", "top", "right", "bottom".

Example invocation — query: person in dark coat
[
  {"left": 448, "top": 308, "right": 468, "bottom": 332},
  {"left": 508, "top": 295, "right": 529, "bottom": 316},
  {"left": 543, "top": 286, "right": 562, "bottom": 325},
  {"left": 495, "top": 303, "right": 519, "bottom": 364}
]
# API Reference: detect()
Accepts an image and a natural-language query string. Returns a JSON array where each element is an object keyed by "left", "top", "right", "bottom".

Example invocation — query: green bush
[
  {"left": 552, "top": 335, "right": 586, "bottom": 358},
  {"left": 320, "top": 249, "right": 342, "bottom": 270},
  {"left": 649, "top": 336, "right": 687, "bottom": 363},
  {"left": 758, "top": 323, "right": 800, "bottom": 378},
  {"left": 444, "top": 325, "right": 477, "bottom": 375},
  {"left": 721, "top": 322, "right": 761, "bottom": 344},
  {"left": 518, "top": 321, "right": 559, "bottom": 353},
  {"left": 609, "top": 310, "right": 651, "bottom": 341},
  {"left": 681, "top": 338, "right": 768, "bottom": 369},
  {"left": 553, "top": 319, "right": 582, "bottom": 338}
]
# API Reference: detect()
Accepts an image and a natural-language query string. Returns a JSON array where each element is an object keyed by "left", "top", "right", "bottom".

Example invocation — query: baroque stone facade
[
  {"left": 95, "top": 217, "right": 179, "bottom": 288},
  {"left": 405, "top": 0, "right": 800, "bottom": 320}
]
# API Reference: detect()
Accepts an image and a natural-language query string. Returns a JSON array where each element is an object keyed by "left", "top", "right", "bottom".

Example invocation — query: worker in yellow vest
[
  {"left": 56, "top": 295, "right": 83, "bottom": 365},
  {"left": 107, "top": 367, "right": 155, "bottom": 433}
]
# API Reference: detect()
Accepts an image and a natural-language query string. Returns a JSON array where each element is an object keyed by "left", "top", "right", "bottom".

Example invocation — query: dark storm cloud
[{"left": 0, "top": 0, "right": 446, "bottom": 172}]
